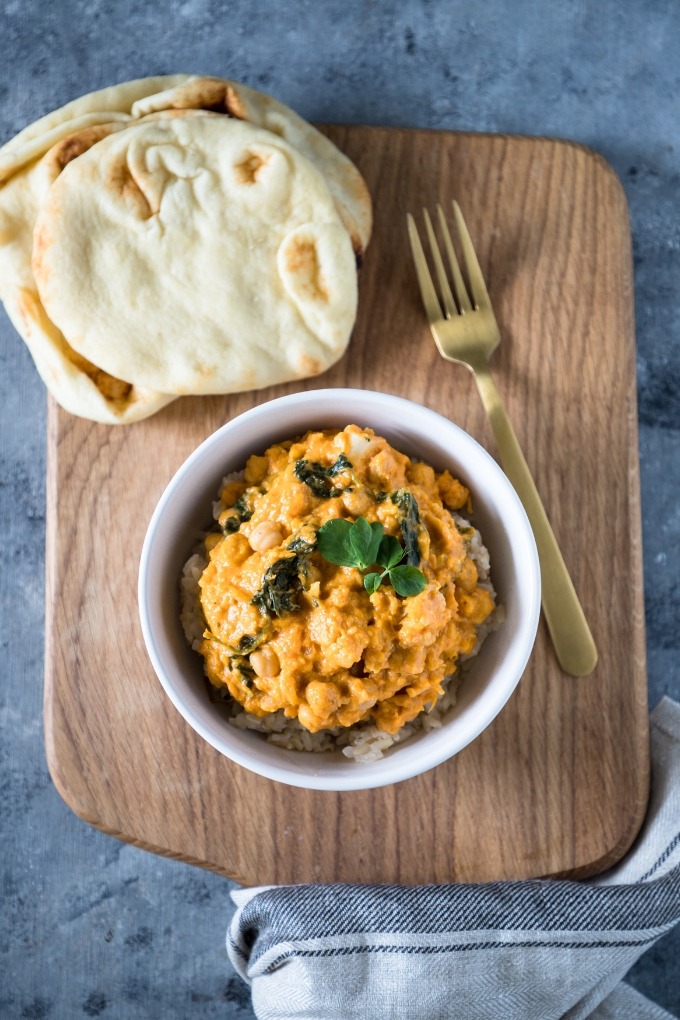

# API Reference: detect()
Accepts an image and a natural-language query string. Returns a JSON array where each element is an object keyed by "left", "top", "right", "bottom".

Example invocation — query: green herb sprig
[{"left": 317, "top": 517, "right": 427, "bottom": 598}]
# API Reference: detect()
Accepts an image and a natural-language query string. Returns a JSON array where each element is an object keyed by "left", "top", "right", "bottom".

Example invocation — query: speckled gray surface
[{"left": 1, "top": 1, "right": 679, "bottom": 1017}]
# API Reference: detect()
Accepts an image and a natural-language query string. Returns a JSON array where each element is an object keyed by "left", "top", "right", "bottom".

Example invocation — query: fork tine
[
  {"left": 422, "top": 209, "right": 457, "bottom": 317},
  {"left": 437, "top": 204, "right": 472, "bottom": 313},
  {"left": 406, "top": 213, "right": 442, "bottom": 323},
  {"left": 452, "top": 201, "right": 492, "bottom": 310}
]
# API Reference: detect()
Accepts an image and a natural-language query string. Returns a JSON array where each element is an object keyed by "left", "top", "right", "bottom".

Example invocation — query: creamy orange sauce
[{"left": 198, "top": 425, "right": 495, "bottom": 735}]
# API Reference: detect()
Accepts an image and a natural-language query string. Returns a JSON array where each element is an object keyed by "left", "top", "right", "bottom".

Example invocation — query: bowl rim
[{"left": 138, "top": 387, "right": 541, "bottom": 791}]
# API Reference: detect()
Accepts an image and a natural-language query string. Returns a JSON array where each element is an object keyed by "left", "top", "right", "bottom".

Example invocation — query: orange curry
[{"left": 198, "top": 425, "right": 495, "bottom": 734}]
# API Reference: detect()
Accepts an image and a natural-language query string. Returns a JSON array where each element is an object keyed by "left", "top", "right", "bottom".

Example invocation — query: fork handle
[{"left": 471, "top": 365, "right": 598, "bottom": 677}]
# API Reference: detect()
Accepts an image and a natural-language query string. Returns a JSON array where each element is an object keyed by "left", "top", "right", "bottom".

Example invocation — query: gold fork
[{"left": 407, "top": 202, "right": 597, "bottom": 677}]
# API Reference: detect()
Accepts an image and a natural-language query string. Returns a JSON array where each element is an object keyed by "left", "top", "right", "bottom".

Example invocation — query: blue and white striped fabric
[{"left": 228, "top": 698, "right": 680, "bottom": 1020}]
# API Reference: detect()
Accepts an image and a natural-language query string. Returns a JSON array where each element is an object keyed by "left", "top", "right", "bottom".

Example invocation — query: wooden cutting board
[{"left": 44, "top": 125, "right": 649, "bottom": 886}]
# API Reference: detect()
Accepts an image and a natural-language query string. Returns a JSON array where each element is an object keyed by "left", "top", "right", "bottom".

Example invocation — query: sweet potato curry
[{"left": 197, "top": 425, "right": 495, "bottom": 735}]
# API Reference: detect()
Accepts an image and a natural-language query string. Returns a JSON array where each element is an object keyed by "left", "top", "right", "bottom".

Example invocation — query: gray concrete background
[{"left": 1, "top": 0, "right": 679, "bottom": 1016}]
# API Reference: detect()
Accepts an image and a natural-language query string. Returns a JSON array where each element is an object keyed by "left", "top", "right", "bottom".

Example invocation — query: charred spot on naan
[
  {"left": 283, "top": 235, "right": 329, "bottom": 303},
  {"left": 16, "top": 287, "right": 133, "bottom": 404},
  {"left": 154, "top": 76, "right": 249, "bottom": 119},
  {"left": 345, "top": 177, "right": 372, "bottom": 260},
  {"left": 139, "top": 108, "right": 219, "bottom": 124},
  {"left": 42, "top": 123, "right": 122, "bottom": 177},
  {"left": 234, "top": 150, "right": 270, "bottom": 184},
  {"left": 105, "top": 158, "right": 155, "bottom": 219},
  {"left": 297, "top": 353, "right": 323, "bottom": 376},
  {"left": 31, "top": 218, "right": 53, "bottom": 288},
  {"left": 346, "top": 232, "right": 363, "bottom": 266}
]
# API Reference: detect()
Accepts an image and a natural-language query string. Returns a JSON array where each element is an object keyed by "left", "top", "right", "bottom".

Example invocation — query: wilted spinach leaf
[
  {"left": 222, "top": 492, "right": 255, "bottom": 534},
  {"left": 391, "top": 489, "right": 423, "bottom": 567},
  {"left": 251, "top": 532, "right": 317, "bottom": 618},
  {"left": 293, "top": 454, "right": 353, "bottom": 498},
  {"left": 251, "top": 556, "right": 304, "bottom": 617}
]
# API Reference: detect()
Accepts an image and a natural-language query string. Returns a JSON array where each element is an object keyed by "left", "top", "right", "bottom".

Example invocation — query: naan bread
[
  {"left": 0, "top": 74, "right": 372, "bottom": 253},
  {"left": 0, "top": 76, "right": 371, "bottom": 422},
  {"left": 0, "top": 119, "right": 175, "bottom": 423},
  {"left": 32, "top": 113, "right": 358, "bottom": 395}
]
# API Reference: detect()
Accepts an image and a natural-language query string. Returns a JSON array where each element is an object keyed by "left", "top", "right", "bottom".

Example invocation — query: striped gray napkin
[{"left": 228, "top": 698, "right": 680, "bottom": 1019}]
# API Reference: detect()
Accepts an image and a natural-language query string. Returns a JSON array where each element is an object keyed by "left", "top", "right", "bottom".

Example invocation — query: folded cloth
[{"left": 228, "top": 698, "right": 680, "bottom": 1020}]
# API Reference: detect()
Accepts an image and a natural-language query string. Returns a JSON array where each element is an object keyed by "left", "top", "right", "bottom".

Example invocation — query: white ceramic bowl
[{"left": 139, "top": 388, "right": 540, "bottom": 791}]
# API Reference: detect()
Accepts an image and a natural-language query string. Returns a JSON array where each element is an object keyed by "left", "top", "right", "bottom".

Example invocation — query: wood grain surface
[{"left": 44, "top": 125, "right": 649, "bottom": 886}]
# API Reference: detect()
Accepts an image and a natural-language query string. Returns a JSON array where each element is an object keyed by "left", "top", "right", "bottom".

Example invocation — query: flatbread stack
[{"left": 0, "top": 76, "right": 372, "bottom": 423}]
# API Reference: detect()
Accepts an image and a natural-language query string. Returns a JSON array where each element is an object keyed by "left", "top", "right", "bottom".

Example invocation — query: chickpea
[
  {"left": 306, "top": 680, "right": 340, "bottom": 716},
  {"left": 341, "top": 488, "right": 373, "bottom": 517},
  {"left": 456, "top": 556, "right": 478, "bottom": 594},
  {"left": 248, "top": 520, "right": 284, "bottom": 553},
  {"left": 250, "top": 647, "right": 280, "bottom": 678}
]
